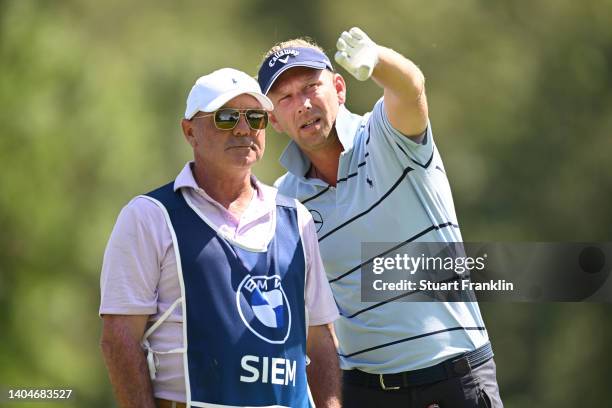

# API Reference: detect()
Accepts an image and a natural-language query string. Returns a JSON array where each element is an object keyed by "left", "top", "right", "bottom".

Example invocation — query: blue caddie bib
[{"left": 145, "top": 182, "right": 311, "bottom": 408}]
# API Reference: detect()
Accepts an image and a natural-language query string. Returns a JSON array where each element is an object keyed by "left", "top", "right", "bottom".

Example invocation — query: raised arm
[{"left": 335, "top": 27, "right": 428, "bottom": 138}]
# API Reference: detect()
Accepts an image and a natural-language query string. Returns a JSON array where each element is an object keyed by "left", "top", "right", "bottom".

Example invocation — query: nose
[
  {"left": 232, "top": 113, "right": 251, "bottom": 136},
  {"left": 297, "top": 93, "right": 312, "bottom": 115}
]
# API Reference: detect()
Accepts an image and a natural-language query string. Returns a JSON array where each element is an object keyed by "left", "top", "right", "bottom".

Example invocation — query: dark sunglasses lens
[
  {"left": 215, "top": 109, "right": 240, "bottom": 129},
  {"left": 246, "top": 110, "right": 268, "bottom": 129}
]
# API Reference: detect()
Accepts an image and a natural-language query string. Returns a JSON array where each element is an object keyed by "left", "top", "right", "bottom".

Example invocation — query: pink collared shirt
[{"left": 99, "top": 162, "right": 338, "bottom": 402}]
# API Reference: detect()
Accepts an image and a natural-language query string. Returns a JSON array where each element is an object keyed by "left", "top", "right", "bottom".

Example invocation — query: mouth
[
  {"left": 300, "top": 118, "right": 321, "bottom": 130},
  {"left": 226, "top": 144, "right": 254, "bottom": 150}
]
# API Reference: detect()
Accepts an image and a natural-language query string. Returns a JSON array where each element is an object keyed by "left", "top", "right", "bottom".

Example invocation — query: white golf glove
[{"left": 334, "top": 27, "right": 380, "bottom": 81}]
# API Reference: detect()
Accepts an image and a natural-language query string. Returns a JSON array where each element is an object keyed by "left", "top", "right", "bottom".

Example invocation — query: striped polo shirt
[{"left": 275, "top": 98, "right": 489, "bottom": 373}]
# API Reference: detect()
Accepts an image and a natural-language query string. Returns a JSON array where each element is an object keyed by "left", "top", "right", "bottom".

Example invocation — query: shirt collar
[
  {"left": 279, "top": 104, "right": 363, "bottom": 177},
  {"left": 173, "top": 161, "right": 264, "bottom": 200},
  {"left": 173, "top": 161, "right": 200, "bottom": 191}
]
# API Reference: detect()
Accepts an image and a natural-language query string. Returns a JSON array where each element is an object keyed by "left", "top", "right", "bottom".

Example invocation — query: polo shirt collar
[
  {"left": 173, "top": 162, "right": 200, "bottom": 192},
  {"left": 279, "top": 104, "right": 362, "bottom": 177},
  {"left": 173, "top": 161, "right": 263, "bottom": 200}
]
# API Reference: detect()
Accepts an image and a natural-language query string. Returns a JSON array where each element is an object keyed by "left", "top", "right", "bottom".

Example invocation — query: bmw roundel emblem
[{"left": 236, "top": 275, "right": 291, "bottom": 344}]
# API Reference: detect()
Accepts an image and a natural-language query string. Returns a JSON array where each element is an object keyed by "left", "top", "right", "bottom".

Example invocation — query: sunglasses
[{"left": 192, "top": 108, "right": 269, "bottom": 130}]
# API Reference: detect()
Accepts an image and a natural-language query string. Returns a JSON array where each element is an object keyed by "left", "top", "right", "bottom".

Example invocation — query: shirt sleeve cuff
[
  {"left": 307, "top": 311, "right": 340, "bottom": 326},
  {"left": 99, "top": 306, "right": 157, "bottom": 317}
]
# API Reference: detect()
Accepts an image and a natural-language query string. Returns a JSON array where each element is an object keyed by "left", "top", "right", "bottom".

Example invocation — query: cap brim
[
  {"left": 263, "top": 61, "right": 329, "bottom": 94},
  {"left": 185, "top": 89, "right": 273, "bottom": 119}
]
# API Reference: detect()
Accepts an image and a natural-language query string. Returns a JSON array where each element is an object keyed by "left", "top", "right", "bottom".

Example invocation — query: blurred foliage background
[{"left": 1, "top": 0, "right": 611, "bottom": 406}]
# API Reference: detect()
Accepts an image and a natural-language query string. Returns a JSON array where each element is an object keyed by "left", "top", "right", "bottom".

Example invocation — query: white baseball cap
[{"left": 184, "top": 68, "right": 274, "bottom": 119}]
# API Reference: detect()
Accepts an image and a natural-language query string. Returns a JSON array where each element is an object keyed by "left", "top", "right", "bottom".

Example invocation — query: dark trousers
[{"left": 342, "top": 358, "right": 503, "bottom": 408}]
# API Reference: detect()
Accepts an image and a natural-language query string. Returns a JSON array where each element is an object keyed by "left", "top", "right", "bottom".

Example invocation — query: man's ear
[
  {"left": 181, "top": 118, "right": 197, "bottom": 148},
  {"left": 268, "top": 111, "right": 283, "bottom": 133},
  {"left": 333, "top": 73, "right": 347, "bottom": 105}
]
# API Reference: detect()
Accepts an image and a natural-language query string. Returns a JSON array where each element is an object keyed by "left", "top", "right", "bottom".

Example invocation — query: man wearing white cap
[{"left": 99, "top": 68, "right": 341, "bottom": 408}]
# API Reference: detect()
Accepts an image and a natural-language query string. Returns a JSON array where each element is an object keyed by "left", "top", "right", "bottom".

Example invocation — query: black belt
[{"left": 343, "top": 342, "right": 493, "bottom": 390}]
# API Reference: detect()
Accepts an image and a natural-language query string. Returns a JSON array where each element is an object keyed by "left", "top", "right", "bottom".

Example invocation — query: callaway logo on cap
[
  {"left": 258, "top": 47, "right": 334, "bottom": 95},
  {"left": 268, "top": 49, "right": 301, "bottom": 67}
]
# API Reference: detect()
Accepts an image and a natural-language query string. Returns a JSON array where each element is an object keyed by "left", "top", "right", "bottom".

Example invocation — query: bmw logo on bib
[{"left": 236, "top": 275, "right": 291, "bottom": 344}]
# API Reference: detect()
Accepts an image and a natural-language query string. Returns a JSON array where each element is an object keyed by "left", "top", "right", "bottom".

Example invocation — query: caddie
[{"left": 99, "top": 68, "right": 341, "bottom": 408}]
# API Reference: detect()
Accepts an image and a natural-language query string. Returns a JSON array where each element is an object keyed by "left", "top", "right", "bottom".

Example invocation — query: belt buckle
[{"left": 379, "top": 374, "right": 400, "bottom": 391}]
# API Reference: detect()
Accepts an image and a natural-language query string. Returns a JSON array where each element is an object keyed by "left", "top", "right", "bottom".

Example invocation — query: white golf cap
[{"left": 184, "top": 68, "right": 273, "bottom": 119}]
